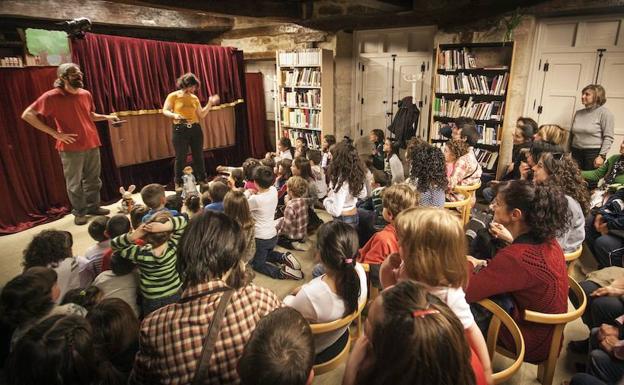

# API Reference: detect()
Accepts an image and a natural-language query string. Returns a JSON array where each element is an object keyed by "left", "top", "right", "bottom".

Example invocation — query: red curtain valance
[{"left": 71, "top": 33, "right": 244, "bottom": 113}]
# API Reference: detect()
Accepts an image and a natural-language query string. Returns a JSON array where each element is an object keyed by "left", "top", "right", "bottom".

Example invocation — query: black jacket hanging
[{"left": 388, "top": 96, "right": 420, "bottom": 148}]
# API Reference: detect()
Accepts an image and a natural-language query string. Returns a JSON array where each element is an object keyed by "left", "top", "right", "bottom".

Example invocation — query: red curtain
[
  {"left": 71, "top": 33, "right": 244, "bottom": 112},
  {"left": 245, "top": 73, "right": 271, "bottom": 158},
  {"left": 0, "top": 67, "right": 70, "bottom": 234}
]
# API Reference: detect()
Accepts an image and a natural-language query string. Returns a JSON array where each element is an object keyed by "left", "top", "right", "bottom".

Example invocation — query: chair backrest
[
  {"left": 360, "top": 263, "right": 380, "bottom": 304},
  {"left": 478, "top": 298, "right": 525, "bottom": 384},
  {"left": 444, "top": 194, "right": 472, "bottom": 225},
  {"left": 564, "top": 245, "right": 583, "bottom": 274},
  {"left": 454, "top": 180, "right": 482, "bottom": 197}
]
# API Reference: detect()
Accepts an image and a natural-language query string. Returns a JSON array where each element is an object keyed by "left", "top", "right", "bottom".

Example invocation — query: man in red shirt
[{"left": 22, "top": 63, "right": 120, "bottom": 225}]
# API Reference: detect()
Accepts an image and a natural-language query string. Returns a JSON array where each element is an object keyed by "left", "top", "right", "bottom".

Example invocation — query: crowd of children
[{"left": 2, "top": 117, "right": 620, "bottom": 385}]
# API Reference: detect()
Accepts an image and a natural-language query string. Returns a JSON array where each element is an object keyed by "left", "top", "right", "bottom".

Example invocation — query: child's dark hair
[
  {"left": 129, "top": 204, "right": 147, "bottom": 231},
  {"left": 296, "top": 136, "right": 308, "bottom": 148},
  {"left": 242, "top": 158, "right": 261, "bottom": 181},
  {"left": 61, "top": 286, "right": 102, "bottom": 312},
  {"left": 86, "top": 298, "right": 139, "bottom": 385},
  {"left": 209, "top": 181, "right": 229, "bottom": 203},
  {"left": 165, "top": 194, "right": 183, "bottom": 213},
  {"left": 279, "top": 137, "right": 294, "bottom": 158},
  {"left": 230, "top": 168, "right": 245, "bottom": 188},
  {"left": 293, "top": 156, "right": 313, "bottom": 180},
  {"left": 409, "top": 144, "right": 448, "bottom": 192},
  {"left": 23, "top": 230, "right": 73, "bottom": 269},
  {"left": 185, "top": 194, "right": 202, "bottom": 214},
  {"left": 239, "top": 307, "right": 314, "bottom": 385},
  {"left": 201, "top": 191, "right": 212, "bottom": 206},
  {"left": 107, "top": 214, "right": 131, "bottom": 239},
  {"left": 111, "top": 253, "right": 136, "bottom": 276},
  {"left": 277, "top": 158, "right": 293, "bottom": 180},
  {"left": 455, "top": 117, "right": 479, "bottom": 147},
  {"left": 323, "top": 134, "right": 336, "bottom": 150},
  {"left": 385, "top": 138, "right": 401, "bottom": 158},
  {"left": 517, "top": 116, "right": 538, "bottom": 138},
  {"left": 140, "top": 183, "right": 165, "bottom": 209},
  {"left": 0, "top": 267, "right": 57, "bottom": 327},
  {"left": 7, "top": 315, "right": 101, "bottom": 385},
  {"left": 307, "top": 149, "right": 322, "bottom": 165},
  {"left": 356, "top": 280, "right": 476, "bottom": 385},
  {"left": 493, "top": 180, "right": 570, "bottom": 242},
  {"left": 370, "top": 129, "right": 385, "bottom": 143},
  {"left": 259, "top": 157, "right": 276, "bottom": 170},
  {"left": 253, "top": 166, "right": 276, "bottom": 190},
  {"left": 372, "top": 169, "right": 390, "bottom": 187},
  {"left": 316, "top": 221, "right": 360, "bottom": 316},
  {"left": 143, "top": 211, "right": 173, "bottom": 247},
  {"left": 176, "top": 72, "right": 200, "bottom": 89},
  {"left": 328, "top": 140, "right": 366, "bottom": 197},
  {"left": 88, "top": 216, "right": 110, "bottom": 242}
]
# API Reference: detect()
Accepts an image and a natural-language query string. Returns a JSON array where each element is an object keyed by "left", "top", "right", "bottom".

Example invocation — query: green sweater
[
  {"left": 582, "top": 155, "right": 624, "bottom": 185},
  {"left": 111, "top": 216, "right": 187, "bottom": 299}
]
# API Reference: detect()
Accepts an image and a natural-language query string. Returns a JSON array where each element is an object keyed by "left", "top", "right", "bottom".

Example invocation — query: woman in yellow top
[{"left": 163, "top": 73, "right": 220, "bottom": 187}]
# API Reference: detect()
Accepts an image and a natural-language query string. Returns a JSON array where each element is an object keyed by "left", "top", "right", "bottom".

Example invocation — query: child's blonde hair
[
  {"left": 395, "top": 207, "right": 467, "bottom": 288},
  {"left": 536, "top": 124, "right": 568, "bottom": 145},
  {"left": 286, "top": 176, "right": 308, "bottom": 199},
  {"left": 382, "top": 184, "right": 420, "bottom": 218}
]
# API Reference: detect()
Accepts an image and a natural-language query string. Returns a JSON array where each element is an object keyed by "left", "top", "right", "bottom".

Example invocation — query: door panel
[
  {"left": 394, "top": 55, "right": 432, "bottom": 139},
  {"left": 360, "top": 57, "right": 391, "bottom": 135}
]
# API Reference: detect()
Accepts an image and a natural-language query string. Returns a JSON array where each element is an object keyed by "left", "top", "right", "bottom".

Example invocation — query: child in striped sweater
[{"left": 111, "top": 211, "right": 187, "bottom": 316}]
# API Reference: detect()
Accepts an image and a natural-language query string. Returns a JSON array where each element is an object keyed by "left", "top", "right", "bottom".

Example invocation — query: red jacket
[{"left": 358, "top": 224, "right": 398, "bottom": 265}]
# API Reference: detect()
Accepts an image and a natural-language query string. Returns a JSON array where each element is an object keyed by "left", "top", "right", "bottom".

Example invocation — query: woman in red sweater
[{"left": 465, "top": 180, "right": 570, "bottom": 363}]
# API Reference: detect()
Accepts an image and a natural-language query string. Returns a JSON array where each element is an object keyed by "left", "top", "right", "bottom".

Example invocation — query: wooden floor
[{"left": 0, "top": 192, "right": 596, "bottom": 385}]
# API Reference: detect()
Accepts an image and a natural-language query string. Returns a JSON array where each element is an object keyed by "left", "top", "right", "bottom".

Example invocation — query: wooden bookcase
[
  {"left": 275, "top": 49, "right": 334, "bottom": 151},
  {"left": 429, "top": 42, "right": 515, "bottom": 179}
]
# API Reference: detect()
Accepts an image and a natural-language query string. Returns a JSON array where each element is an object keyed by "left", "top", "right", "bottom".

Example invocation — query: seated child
[
  {"left": 140, "top": 183, "right": 179, "bottom": 222},
  {"left": 228, "top": 168, "right": 245, "bottom": 189},
  {"left": 294, "top": 136, "right": 308, "bottom": 158},
  {"left": 184, "top": 194, "right": 202, "bottom": 219},
  {"left": 111, "top": 211, "right": 187, "bottom": 316},
  {"left": 94, "top": 253, "right": 140, "bottom": 317},
  {"left": 224, "top": 190, "right": 256, "bottom": 263},
  {"left": 239, "top": 307, "right": 315, "bottom": 385},
  {"left": 60, "top": 286, "right": 102, "bottom": 312},
  {"left": 284, "top": 221, "right": 367, "bottom": 357},
  {"left": 343, "top": 280, "right": 488, "bottom": 385},
  {"left": 358, "top": 169, "right": 390, "bottom": 230},
  {"left": 204, "top": 180, "right": 229, "bottom": 212},
  {"left": 275, "top": 158, "right": 293, "bottom": 202},
  {"left": 77, "top": 215, "right": 110, "bottom": 287},
  {"left": 22, "top": 230, "right": 80, "bottom": 303},
  {"left": 380, "top": 207, "right": 493, "bottom": 384},
  {"left": 369, "top": 129, "right": 385, "bottom": 171},
  {"left": 358, "top": 184, "right": 419, "bottom": 286},
  {"left": 267, "top": 137, "right": 294, "bottom": 162},
  {"left": 165, "top": 194, "right": 186, "bottom": 219},
  {"left": 321, "top": 134, "right": 336, "bottom": 171},
  {"left": 247, "top": 166, "right": 302, "bottom": 280},
  {"left": 307, "top": 149, "right": 327, "bottom": 200},
  {"left": 100, "top": 214, "right": 133, "bottom": 272},
  {"left": 276, "top": 176, "right": 309, "bottom": 249}
]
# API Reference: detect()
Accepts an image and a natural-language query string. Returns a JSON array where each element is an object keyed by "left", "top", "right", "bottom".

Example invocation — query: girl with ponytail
[{"left": 284, "top": 221, "right": 367, "bottom": 356}]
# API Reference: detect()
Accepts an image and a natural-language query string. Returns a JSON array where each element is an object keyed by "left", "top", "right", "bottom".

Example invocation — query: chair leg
[{"left": 536, "top": 363, "right": 544, "bottom": 383}]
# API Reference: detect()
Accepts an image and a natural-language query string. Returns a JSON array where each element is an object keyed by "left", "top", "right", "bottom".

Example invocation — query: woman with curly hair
[
  {"left": 407, "top": 139, "right": 447, "bottom": 207},
  {"left": 532, "top": 152, "right": 590, "bottom": 253},
  {"left": 324, "top": 139, "right": 367, "bottom": 225},
  {"left": 466, "top": 180, "right": 570, "bottom": 363},
  {"left": 22, "top": 230, "right": 80, "bottom": 302}
]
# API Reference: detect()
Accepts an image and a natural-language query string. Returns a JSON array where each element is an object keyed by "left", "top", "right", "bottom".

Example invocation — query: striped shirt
[{"left": 111, "top": 216, "right": 186, "bottom": 300}]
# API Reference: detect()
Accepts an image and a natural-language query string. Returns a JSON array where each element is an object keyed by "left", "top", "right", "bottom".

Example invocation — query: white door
[
  {"left": 534, "top": 52, "right": 597, "bottom": 128},
  {"left": 597, "top": 52, "right": 624, "bottom": 157},
  {"left": 394, "top": 55, "right": 432, "bottom": 139},
  {"left": 359, "top": 57, "right": 392, "bottom": 136}
]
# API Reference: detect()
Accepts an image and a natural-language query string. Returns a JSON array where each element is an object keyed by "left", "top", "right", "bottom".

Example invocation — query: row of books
[
  {"left": 282, "top": 129, "right": 321, "bottom": 150},
  {"left": 281, "top": 68, "right": 321, "bottom": 87},
  {"left": 438, "top": 49, "right": 477, "bottom": 70},
  {"left": 474, "top": 148, "right": 499, "bottom": 171},
  {"left": 280, "top": 89, "right": 321, "bottom": 108},
  {"left": 280, "top": 107, "right": 320, "bottom": 129},
  {"left": 278, "top": 49, "right": 321, "bottom": 66},
  {"left": 433, "top": 97, "right": 505, "bottom": 121},
  {"left": 429, "top": 121, "right": 500, "bottom": 145},
  {"left": 436, "top": 73, "right": 509, "bottom": 95}
]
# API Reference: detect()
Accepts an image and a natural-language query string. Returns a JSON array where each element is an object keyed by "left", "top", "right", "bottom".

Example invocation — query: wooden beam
[
  {"left": 0, "top": 0, "right": 234, "bottom": 32},
  {"left": 354, "top": 0, "right": 411, "bottom": 12},
  {"left": 243, "top": 51, "right": 275, "bottom": 61},
  {"left": 220, "top": 24, "right": 324, "bottom": 40},
  {"left": 110, "top": 0, "right": 302, "bottom": 19}
]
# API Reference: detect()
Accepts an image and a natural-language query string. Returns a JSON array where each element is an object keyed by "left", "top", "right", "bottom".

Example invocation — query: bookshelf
[
  {"left": 429, "top": 42, "right": 515, "bottom": 179},
  {"left": 275, "top": 49, "right": 334, "bottom": 151}
]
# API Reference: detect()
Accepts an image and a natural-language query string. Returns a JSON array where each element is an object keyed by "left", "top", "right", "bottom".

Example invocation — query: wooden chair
[
  {"left": 477, "top": 298, "right": 525, "bottom": 384},
  {"left": 520, "top": 275, "right": 587, "bottom": 385},
  {"left": 564, "top": 245, "right": 583, "bottom": 275},
  {"left": 444, "top": 193, "right": 473, "bottom": 225},
  {"left": 360, "top": 263, "right": 380, "bottom": 304},
  {"left": 454, "top": 180, "right": 482, "bottom": 201},
  {"left": 310, "top": 299, "right": 366, "bottom": 375}
]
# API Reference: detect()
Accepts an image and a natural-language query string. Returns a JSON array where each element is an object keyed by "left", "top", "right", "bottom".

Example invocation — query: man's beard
[{"left": 69, "top": 78, "right": 83, "bottom": 88}]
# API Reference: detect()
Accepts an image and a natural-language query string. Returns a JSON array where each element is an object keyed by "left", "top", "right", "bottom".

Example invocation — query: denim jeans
[
  {"left": 172, "top": 123, "right": 206, "bottom": 184},
  {"left": 251, "top": 236, "right": 284, "bottom": 279},
  {"left": 585, "top": 328, "right": 624, "bottom": 384},
  {"left": 336, "top": 213, "right": 359, "bottom": 226},
  {"left": 142, "top": 292, "right": 180, "bottom": 317}
]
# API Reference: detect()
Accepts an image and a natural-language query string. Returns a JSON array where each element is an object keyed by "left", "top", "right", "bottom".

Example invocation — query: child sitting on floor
[
  {"left": 140, "top": 184, "right": 179, "bottom": 222},
  {"left": 94, "top": 252, "right": 140, "bottom": 317},
  {"left": 224, "top": 190, "right": 256, "bottom": 263},
  {"left": 77, "top": 215, "right": 110, "bottom": 287},
  {"left": 100, "top": 214, "right": 133, "bottom": 272},
  {"left": 61, "top": 286, "right": 102, "bottom": 312},
  {"left": 111, "top": 211, "right": 187, "bottom": 316},
  {"left": 276, "top": 176, "right": 309, "bottom": 250},
  {"left": 358, "top": 169, "right": 391, "bottom": 230},
  {"left": 307, "top": 149, "right": 327, "bottom": 201},
  {"left": 204, "top": 180, "right": 229, "bottom": 212}
]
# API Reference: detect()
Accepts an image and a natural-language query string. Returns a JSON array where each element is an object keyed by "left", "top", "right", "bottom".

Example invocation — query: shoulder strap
[{"left": 191, "top": 289, "right": 234, "bottom": 385}]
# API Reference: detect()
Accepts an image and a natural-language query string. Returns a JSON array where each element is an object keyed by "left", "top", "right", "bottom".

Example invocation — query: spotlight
[{"left": 58, "top": 17, "right": 91, "bottom": 39}]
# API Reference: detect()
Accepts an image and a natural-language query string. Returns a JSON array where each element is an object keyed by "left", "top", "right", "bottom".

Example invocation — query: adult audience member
[{"left": 585, "top": 188, "right": 624, "bottom": 269}]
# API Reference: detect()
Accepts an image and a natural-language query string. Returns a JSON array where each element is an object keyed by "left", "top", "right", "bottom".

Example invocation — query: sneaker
[
  {"left": 568, "top": 339, "right": 589, "bottom": 354},
  {"left": 281, "top": 265, "right": 304, "bottom": 280},
  {"left": 282, "top": 252, "right": 301, "bottom": 270},
  {"left": 88, "top": 207, "right": 110, "bottom": 215},
  {"left": 74, "top": 214, "right": 88, "bottom": 225}
]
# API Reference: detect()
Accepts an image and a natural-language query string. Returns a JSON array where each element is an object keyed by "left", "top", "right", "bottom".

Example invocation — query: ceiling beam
[{"left": 0, "top": 0, "right": 234, "bottom": 32}]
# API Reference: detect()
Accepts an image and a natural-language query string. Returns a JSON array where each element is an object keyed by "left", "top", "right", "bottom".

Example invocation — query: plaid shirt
[
  {"left": 276, "top": 197, "right": 308, "bottom": 240},
  {"left": 130, "top": 280, "right": 281, "bottom": 385}
]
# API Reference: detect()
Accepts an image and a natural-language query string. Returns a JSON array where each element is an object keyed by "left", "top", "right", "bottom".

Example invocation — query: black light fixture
[{"left": 57, "top": 17, "right": 91, "bottom": 39}]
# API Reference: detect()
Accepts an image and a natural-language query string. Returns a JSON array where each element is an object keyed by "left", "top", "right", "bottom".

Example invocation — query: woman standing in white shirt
[
  {"left": 323, "top": 139, "right": 367, "bottom": 225},
  {"left": 284, "top": 221, "right": 367, "bottom": 356}
]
